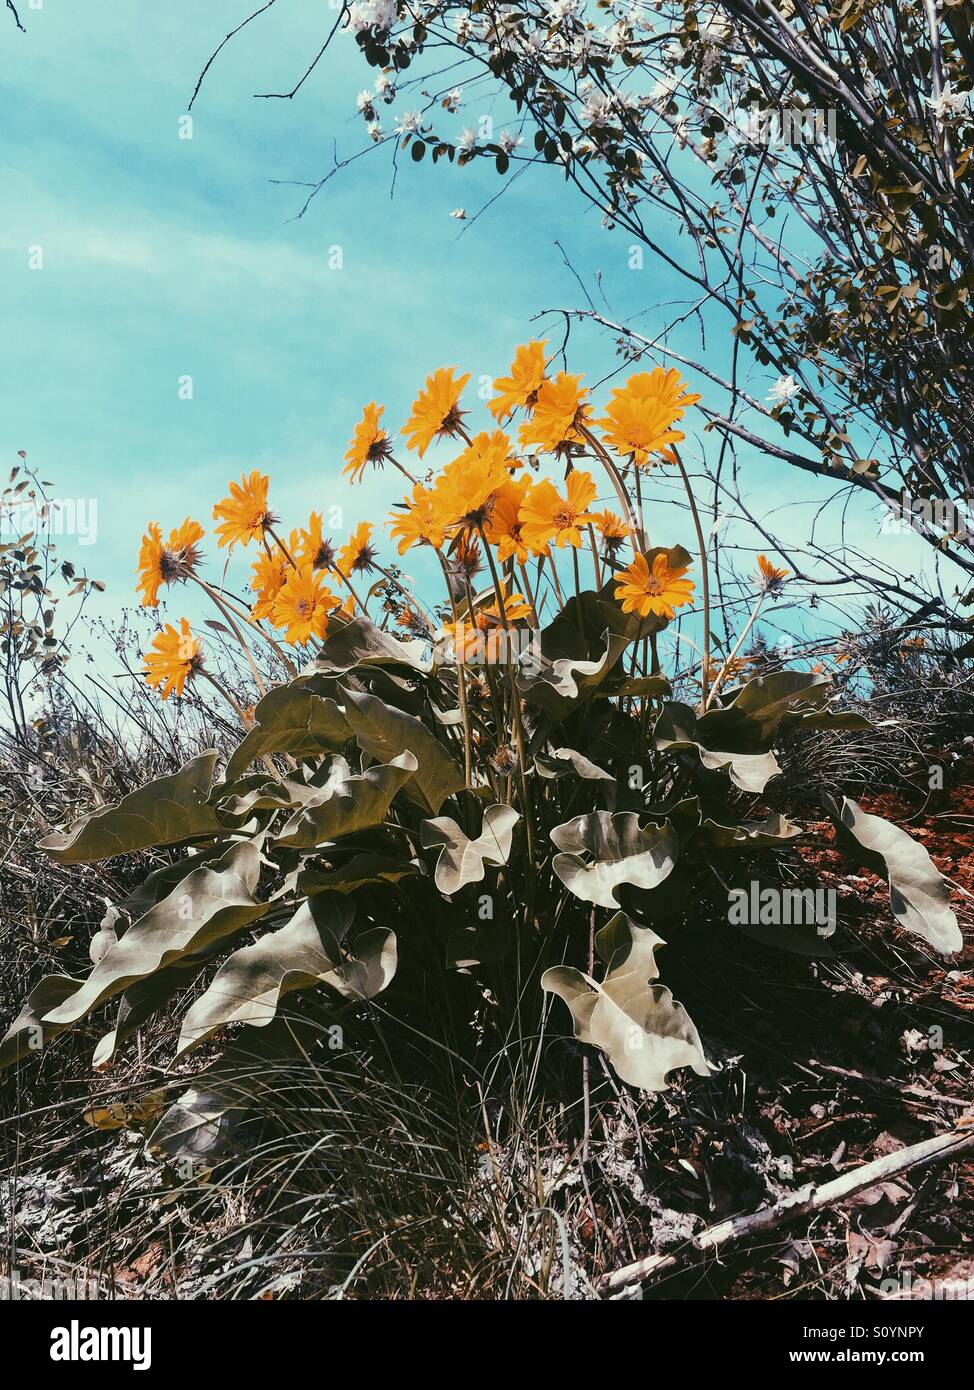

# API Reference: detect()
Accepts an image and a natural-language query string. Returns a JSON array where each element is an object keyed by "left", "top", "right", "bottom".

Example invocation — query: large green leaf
[
  {"left": 92, "top": 957, "right": 209, "bottom": 1070},
  {"left": 518, "top": 627, "right": 630, "bottom": 718},
  {"left": 295, "top": 853, "right": 418, "bottom": 896},
  {"left": 827, "top": 796, "right": 962, "bottom": 953},
  {"left": 119, "top": 846, "right": 231, "bottom": 919},
  {"left": 694, "top": 812, "right": 805, "bottom": 848},
  {"left": 146, "top": 1080, "right": 245, "bottom": 1164},
  {"left": 0, "top": 974, "right": 82, "bottom": 1069},
  {"left": 312, "top": 614, "right": 432, "bottom": 675},
  {"left": 175, "top": 894, "right": 396, "bottom": 1059},
  {"left": 225, "top": 685, "right": 351, "bottom": 781},
  {"left": 535, "top": 747, "right": 614, "bottom": 782},
  {"left": 655, "top": 674, "right": 851, "bottom": 794},
  {"left": 599, "top": 673, "right": 672, "bottom": 701},
  {"left": 655, "top": 702, "right": 781, "bottom": 793},
  {"left": 787, "top": 708, "right": 874, "bottom": 733},
  {"left": 41, "top": 752, "right": 222, "bottom": 864},
  {"left": 543, "top": 912, "right": 711, "bottom": 1091},
  {"left": 275, "top": 752, "right": 417, "bottom": 848},
  {"left": 421, "top": 803, "right": 519, "bottom": 894},
  {"left": 550, "top": 811, "right": 679, "bottom": 909},
  {"left": 42, "top": 842, "right": 268, "bottom": 1028},
  {"left": 703, "top": 671, "right": 833, "bottom": 745},
  {"left": 342, "top": 686, "right": 464, "bottom": 813}
]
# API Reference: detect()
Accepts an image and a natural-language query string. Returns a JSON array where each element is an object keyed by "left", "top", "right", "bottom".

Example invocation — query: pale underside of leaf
[
  {"left": 655, "top": 702, "right": 781, "bottom": 793},
  {"left": 275, "top": 751, "right": 417, "bottom": 848},
  {"left": 40, "top": 751, "right": 222, "bottom": 864},
  {"left": 294, "top": 853, "right": 418, "bottom": 896},
  {"left": 518, "top": 629, "right": 630, "bottom": 717},
  {"left": 543, "top": 912, "right": 711, "bottom": 1091},
  {"left": 43, "top": 842, "right": 268, "bottom": 1027},
  {"left": 695, "top": 812, "right": 804, "bottom": 848},
  {"left": 830, "top": 795, "right": 962, "bottom": 953},
  {"left": 175, "top": 895, "right": 396, "bottom": 1059},
  {"left": 421, "top": 802, "right": 520, "bottom": 894},
  {"left": 551, "top": 811, "right": 679, "bottom": 909}
]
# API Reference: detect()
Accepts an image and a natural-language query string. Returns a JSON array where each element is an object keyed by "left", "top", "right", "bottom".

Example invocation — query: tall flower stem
[
  {"left": 633, "top": 464, "right": 648, "bottom": 548},
  {"left": 707, "top": 591, "right": 765, "bottom": 710},
  {"left": 192, "top": 575, "right": 270, "bottom": 695},
  {"left": 586, "top": 524, "right": 603, "bottom": 589},
  {"left": 671, "top": 446, "right": 711, "bottom": 713},
  {"left": 578, "top": 423, "right": 643, "bottom": 548},
  {"left": 538, "top": 551, "right": 566, "bottom": 609},
  {"left": 198, "top": 570, "right": 297, "bottom": 675},
  {"left": 435, "top": 547, "right": 474, "bottom": 788},
  {"left": 571, "top": 545, "right": 584, "bottom": 636},
  {"left": 479, "top": 526, "right": 537, "bottom": 868},
  {"left": 265, "top": 525, "right": 298, "bottom": 568},
  {"left": 517, "top": 560, "right": 540, "bottom": 628},
  {"left": 387, "top": 453, "right": 419, "bottom": 487},
  {"left": 331, "top": 566, "right": 369, "bottom": 615}
]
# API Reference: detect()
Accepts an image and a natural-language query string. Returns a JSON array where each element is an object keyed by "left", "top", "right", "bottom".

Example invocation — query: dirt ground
[{"left": 591, "top": 758, "right": 974, "bottom": 1299}]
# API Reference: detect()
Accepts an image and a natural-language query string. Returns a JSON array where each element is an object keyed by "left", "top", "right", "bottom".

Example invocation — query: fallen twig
[
  {"left": 810, "top": 1060, "right": 971, "bottom": 1109},
  {"left": 598, "top": 1125, "right": 974, "bottom": 1297}
]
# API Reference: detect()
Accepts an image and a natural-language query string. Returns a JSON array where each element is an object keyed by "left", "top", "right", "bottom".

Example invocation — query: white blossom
[
  {"left": 457, "top": 126, "right": 478, "bottom": 153},
  {"left": 347, "top": 0, "right": 399, "bottom": 35},
  {"left": 925, "top": 80, "right": 970, "bottom": 122},
  {"left": 450, "top": 207, "right": 467, "bottom": 220},
  {"left": 767, "top": 375, "right": 800, "bottom": 405},
  {"left": 581, "top": 89, "right": 615, "bottom": 128},
  {"left": 700, "top": 11, "right": 731, "bottom": 46},
  {"left": 649, "top": 75, "right": 680, "bottom": 106},
  {"left": 443, "top": 87, "right": 463, "bottom": 112},
  {"left": 499, "top": 129, "right": 523, "bottom": 154},
  {"left": 614, "top": 90, "right": 640, "bottom": 116},
  {"left": 394, "top": 110, "right": 424, "bottom": 136},
  {"left": 604, "top": 20, "right": 632, "bottom": 55}
]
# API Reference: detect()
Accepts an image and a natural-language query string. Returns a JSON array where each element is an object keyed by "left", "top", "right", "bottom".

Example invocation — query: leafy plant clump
[{"left": 2, "top": 346, "right": 962, "bottom": 1160}]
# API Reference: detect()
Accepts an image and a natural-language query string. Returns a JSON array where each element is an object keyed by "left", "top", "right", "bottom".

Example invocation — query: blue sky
[{"left": 0, "top": 0, "right": 941, "bottom": 666}]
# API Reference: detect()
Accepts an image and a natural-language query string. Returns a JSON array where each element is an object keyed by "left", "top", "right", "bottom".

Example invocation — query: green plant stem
[
  {"left": 192, "top": 575, "right": 270, "bottom": 694},
  {"left": 479, "top": 526, "right": 537, "bottom": 868},
  {"left": 586, "top": 524, "right": 603, "bottom": 589},
  {"left": 707, "top": 590, "right": 766, "bottom": 709},
  {"left": 435, "top": 547, "right": 473, "bottom": 787},
  {"left": 578, "top": 423, "right": 643, "bottom": 548},
  {"left": 671, "top": 446, "right": 711, "bottom": 713}
]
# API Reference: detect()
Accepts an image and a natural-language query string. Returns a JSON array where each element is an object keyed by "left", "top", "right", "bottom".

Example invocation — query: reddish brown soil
[{"left": 609, "top": 760, "right": 974, "bottom": 1300}]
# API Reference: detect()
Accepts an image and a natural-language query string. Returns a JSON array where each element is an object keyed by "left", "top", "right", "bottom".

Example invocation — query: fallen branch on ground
[{"left": 598, "top": 1125, "right": 974, "bottom": 1298}]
